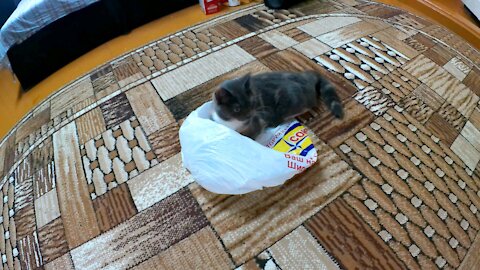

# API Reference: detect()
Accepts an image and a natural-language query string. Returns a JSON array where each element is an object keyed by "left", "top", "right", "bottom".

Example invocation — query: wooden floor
[
  {"left": 0, "top": 0, "right": 479, "bottom": 140},
  {"left": 379, "top": 0, "right": 480, "bottom": 48}
]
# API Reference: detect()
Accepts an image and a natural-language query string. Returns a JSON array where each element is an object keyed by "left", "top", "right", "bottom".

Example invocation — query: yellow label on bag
[{"left": 272, "top": 122, "right": 315, "bottom": 157}]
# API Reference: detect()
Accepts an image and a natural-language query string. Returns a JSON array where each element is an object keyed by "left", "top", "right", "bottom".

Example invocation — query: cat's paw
[{"left": 331, "top": 101, "right": 344, "bottom": 119}]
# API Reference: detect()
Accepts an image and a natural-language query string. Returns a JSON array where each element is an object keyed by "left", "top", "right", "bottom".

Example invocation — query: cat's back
[
  {"left": 250, "top": 71, "right": 316, "bottom": 93},
  {"left": 250, "top": 72, "right": 317, "bottom": 95}
]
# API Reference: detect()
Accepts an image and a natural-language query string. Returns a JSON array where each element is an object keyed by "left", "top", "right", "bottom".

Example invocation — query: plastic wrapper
[{"left": 179, "top": 102, "right": 317, "bottom": 194}]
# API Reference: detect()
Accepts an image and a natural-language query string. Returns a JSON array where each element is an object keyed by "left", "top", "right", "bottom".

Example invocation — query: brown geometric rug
[{"left": 1, "top": 0, "right": 480, "bottom": 269}]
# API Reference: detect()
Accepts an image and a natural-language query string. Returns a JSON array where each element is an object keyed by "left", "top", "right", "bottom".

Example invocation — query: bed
[
  {"left": 1, "top": 0, "right": 197, "bottom": 89},
  {"left": 0, "top": 0, "right": 99, "bottom": 69}
]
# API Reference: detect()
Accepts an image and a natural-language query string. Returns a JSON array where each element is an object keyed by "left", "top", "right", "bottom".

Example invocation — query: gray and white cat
[{"left": 212, "top": 71, "right": 344, "bottom": 139}]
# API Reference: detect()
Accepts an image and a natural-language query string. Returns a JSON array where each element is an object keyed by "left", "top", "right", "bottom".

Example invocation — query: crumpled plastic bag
[{"left": 179, "top": 101, "right": 317, "bottom": 194}]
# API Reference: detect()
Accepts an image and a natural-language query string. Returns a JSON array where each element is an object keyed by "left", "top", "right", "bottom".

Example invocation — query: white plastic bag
[{"left": 179, "top": 102, "right": 317, "bottom": 194}]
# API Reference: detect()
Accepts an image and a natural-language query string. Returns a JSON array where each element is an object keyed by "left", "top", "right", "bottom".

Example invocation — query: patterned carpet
[{"left": 1, "top": 0, "right": 480, "bottom": 269}]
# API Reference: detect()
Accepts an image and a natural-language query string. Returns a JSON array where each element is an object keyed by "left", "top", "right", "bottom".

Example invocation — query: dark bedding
[
  {"left": 7, "top": 0, "right": 197, "bottom": 90},
  {"left": 0, "top": 0, "right": 20, "bottom": 27}
]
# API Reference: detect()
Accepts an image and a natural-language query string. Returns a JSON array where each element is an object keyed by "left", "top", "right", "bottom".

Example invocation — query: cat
[{"left": 211, "top": 71, "right": 344, "bottom": 139}]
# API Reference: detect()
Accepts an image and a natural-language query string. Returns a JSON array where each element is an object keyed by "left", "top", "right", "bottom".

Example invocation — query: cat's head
[{"left": 212, "top": 74, "right": 253, "bottom": 121}]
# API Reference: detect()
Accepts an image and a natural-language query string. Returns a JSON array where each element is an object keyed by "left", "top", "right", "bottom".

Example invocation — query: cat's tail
[{"left": 313, "top": 73, "right": 344, "bottom": 119}]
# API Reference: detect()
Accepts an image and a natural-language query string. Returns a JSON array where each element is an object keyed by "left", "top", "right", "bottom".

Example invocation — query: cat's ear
[
  {"left": 214, "top": 88, "right": 233, "bottom": 105},
  {"left": 239, "top": 73, "right": 251, "bottom": 89},
  {"left": 239, "top": 73, "right": 251, "bottom": 94}
]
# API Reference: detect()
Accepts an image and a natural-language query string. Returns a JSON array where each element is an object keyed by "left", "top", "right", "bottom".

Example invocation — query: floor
[
  {"left": 0, "top": 0, "right": 479, "bottom": 141},
  {"left": 380, "top": 0, "right": 480, "bottom": 48},
  {"left": 1, "top": 1, "right": 480, "bottom": 268}
]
